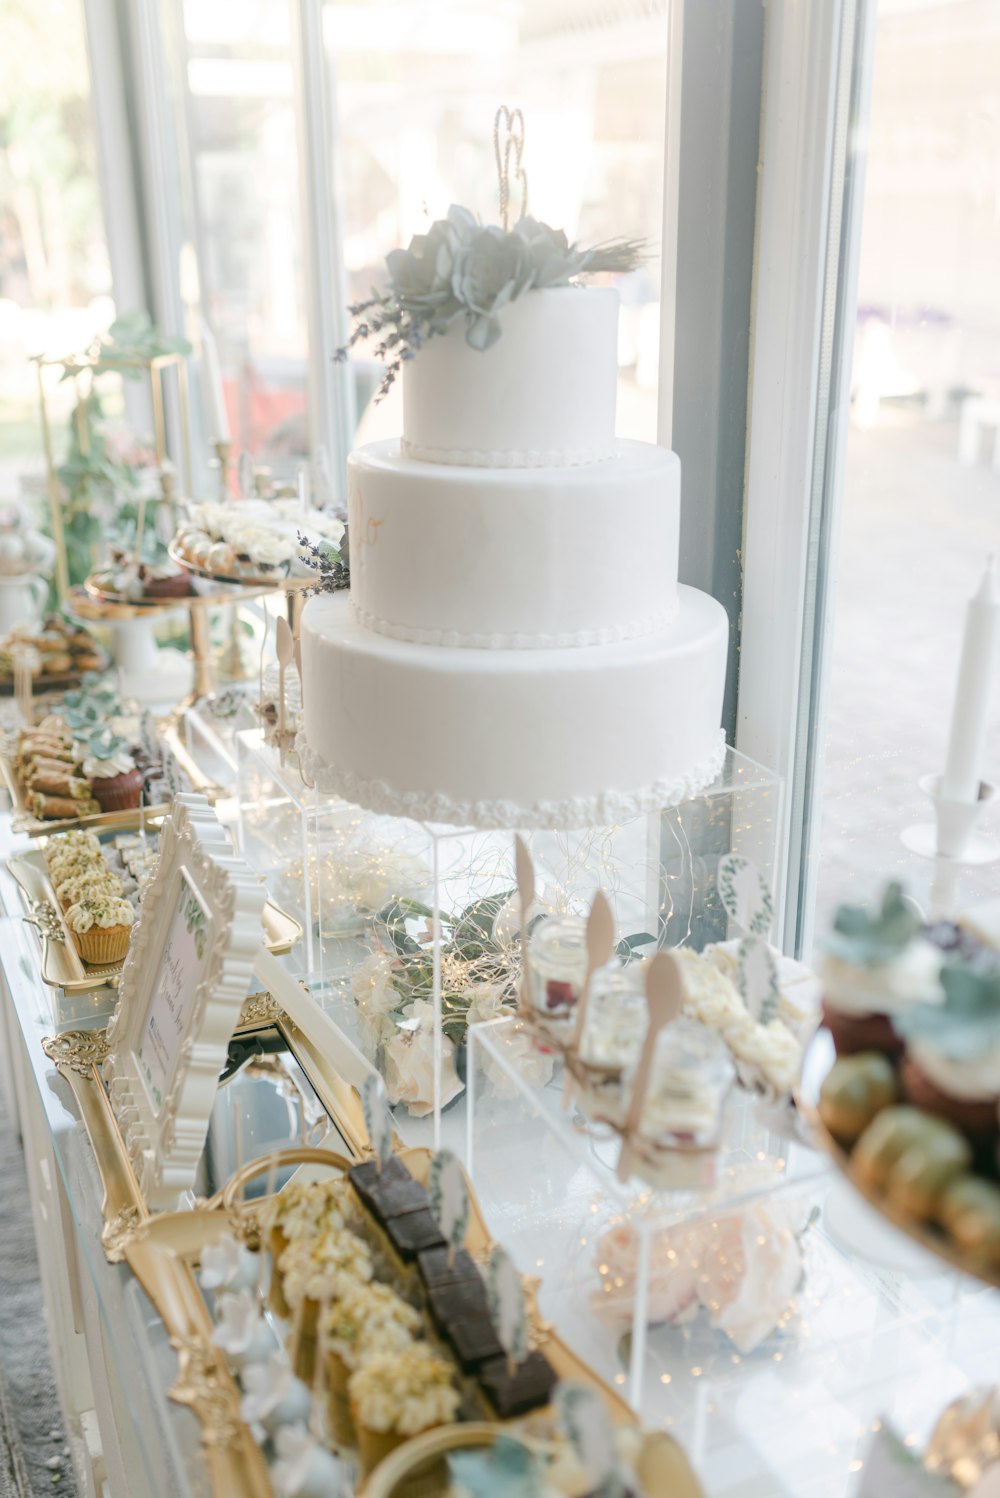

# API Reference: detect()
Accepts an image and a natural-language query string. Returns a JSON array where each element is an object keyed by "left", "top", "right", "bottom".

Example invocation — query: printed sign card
[{"left": 104, "top": 795, "right": 266, "bottom": 1210}]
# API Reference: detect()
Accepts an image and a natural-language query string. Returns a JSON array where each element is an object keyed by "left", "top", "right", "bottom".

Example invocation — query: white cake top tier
[
  {"left": 401, "top": 286, "right": 619, "bottom": 468},
  {"left": 347, "top": 438, "right": 679, "bottom": 649}
]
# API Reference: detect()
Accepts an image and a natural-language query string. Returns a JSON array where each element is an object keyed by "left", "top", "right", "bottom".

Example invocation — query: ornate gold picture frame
[{"left": 103, "top": 793, "right": 266, "bottom": 1209}]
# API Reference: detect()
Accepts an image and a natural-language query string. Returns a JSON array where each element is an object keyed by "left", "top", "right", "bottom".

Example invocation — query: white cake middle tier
[{"left": 347, "top": 438, "right": 679, "bottom": 649}]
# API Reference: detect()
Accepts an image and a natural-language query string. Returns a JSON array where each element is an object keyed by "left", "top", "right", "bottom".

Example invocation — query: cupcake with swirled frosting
[{"left": 65, "top": 896, "right": 135, "bottom": 964}]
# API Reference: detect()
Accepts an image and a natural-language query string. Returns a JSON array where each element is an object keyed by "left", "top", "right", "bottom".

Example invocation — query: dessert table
[{"left": 1, "top": 791, "right": 999, "bottom": 1498}]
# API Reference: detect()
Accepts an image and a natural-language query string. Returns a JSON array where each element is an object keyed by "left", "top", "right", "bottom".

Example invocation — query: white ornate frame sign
[{"left": 104, "top": 793, "right": 266, "bottom": 1210}]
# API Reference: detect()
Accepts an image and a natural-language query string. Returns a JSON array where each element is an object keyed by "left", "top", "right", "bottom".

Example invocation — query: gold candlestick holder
[
  {"left": 217, "top": 601, "right": 258, "bottom": 684},
  {"left": 210, "top": 438, "right": 233, "bottom": 501}
]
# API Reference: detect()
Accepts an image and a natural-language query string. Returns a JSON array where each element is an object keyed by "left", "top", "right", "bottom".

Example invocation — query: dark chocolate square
[
  {"left": 385, "top": 1207, "right": 446, "bottom": 1258},
  {"left": 371, "top": 1177, "right": 430, "bottom": 1221},
  {"left": 445, "top": 1314, "right": 504, "bottom": 1372},
  {"left": 427, "top": 1277, "right": 490, "bottom": 1328},
  {"left": 417, "top": 1246, "right": 480, "bottom": 1288},
  {"left": 348, "top": 1156, "right": 410, "bottom": 1216},
  {"left": 478, "top": 1350, "right": 557, "bottom": 1418}
]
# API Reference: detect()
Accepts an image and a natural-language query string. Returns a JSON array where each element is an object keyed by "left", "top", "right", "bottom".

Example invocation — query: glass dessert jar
[{"left": 526, "top": 915, "right": 590, "bottom": 1026}]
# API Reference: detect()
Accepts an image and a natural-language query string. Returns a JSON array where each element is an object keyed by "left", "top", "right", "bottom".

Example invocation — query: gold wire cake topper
[{"left": 494, "top": 105, "right": 528, "bottom": 229}]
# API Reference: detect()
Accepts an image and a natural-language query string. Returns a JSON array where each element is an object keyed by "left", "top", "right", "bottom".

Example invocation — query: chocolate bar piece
[
  {"left": 417, "top": 1246, "right": 480, "bottom": 1289},
  {"left": 384, "top": 1208, "right": 445, "bottom": 1259},
  {"left": 478, "top": 1351, "right": 557, "bottom": 1418},
  {"left": 426, "top": 1277, "right": 490, "bottom": 1328},
  {"left": 348, "top": 1155, "right": 410, "bottom": 1216},
  {"left": 369, "top": 1177, "right": 430, "bottom": 1221},
  {"left": 446, "top": 1314, "right": 504, "bottom": 1373}
]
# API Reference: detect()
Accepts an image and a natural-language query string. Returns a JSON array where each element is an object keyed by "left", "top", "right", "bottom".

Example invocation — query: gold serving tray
[
  {"left": 84, "top": 572, "right": 196, "bottom": 609},
  {"left": 122, "top": 1144, "right": 700, "bottom": 1498},
  {"left": 797, "top": 1029, "right": 1000, "bottom": 1291},
  {"left": 9, "top": 848, "right": 303, "bottom": 991},
  {"left": 167, "top": 540, "right": 314, "bottom": 593},
  {"left": 2, "top": 721, "right": 221, "bottom": 837},
  {"left": 365, "top": 1422, "right": 705, "bottom": 1498},
  {"left": 0, "top": 648, "right": 111, "bottom": 697},
  {"left": 40, "top": 1002, "right": 704, "bottom": 1498}
]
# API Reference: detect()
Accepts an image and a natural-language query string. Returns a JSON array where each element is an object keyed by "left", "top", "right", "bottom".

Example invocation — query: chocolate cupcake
[
  {"left": 142, "top": 564, "right": 192, "bottom": 599},
  {"left": 90, "top": 765, "right": 144, "bottom": 813},
  {"left": 81, "top": 728, "right": 144, "bottom": 812},
  {"left": 821, "top": 882, "right": 943, "bottom": 1057},
  {"left": 896, "top": 963, "right": 1000, "bottom": 1146}
]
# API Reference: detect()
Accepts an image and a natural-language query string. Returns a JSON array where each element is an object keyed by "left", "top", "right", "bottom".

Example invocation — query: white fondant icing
[
  {"left": 348, "top": 601, "right": 675, "bottom": 651},
  {"left": 299, "top": 586, "right": 729, "bottom": 831},
  {"left": 399, "top": 441, "right": 616, "bottom": 468},
  {"left": 296, "top": 733, "right": 727, "bottom": 832},
  {"left": 402, "top": 287, "right": 619, "bottom": 467},
  {"left": 347, "top": 438, "right": 679, "bottom": 650}
]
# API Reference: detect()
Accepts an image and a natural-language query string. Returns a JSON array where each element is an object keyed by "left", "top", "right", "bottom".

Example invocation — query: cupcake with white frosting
[
  {"left": 348, "top": 1343, "right": 460, "bottom": 1475},
  {"left": 897, "top": 964, "right": 1000, "bottom": 1145},
  {"left": 65, "top": 896, "right": 135, "bottom": 964},
  {"left": 821, "top": 883, "right": 943, "bottom": 1057}
]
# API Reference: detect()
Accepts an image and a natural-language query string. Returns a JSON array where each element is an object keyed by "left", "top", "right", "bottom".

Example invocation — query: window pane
[
  {"left": 322, "top": 0, "right": 668, "bottom": 446},
  {"left": 813, "top": 0, "right": 1000, "bottom": 935},
  {"left": 0, "top": 0, "right": 113, "bottom": 491},
  {"left": 173, "top": 0, "right": 309, "bottom": 479}
]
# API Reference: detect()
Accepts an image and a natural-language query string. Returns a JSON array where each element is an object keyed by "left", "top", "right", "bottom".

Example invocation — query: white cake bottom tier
[
  {"left": 348, "top": 438, "right": 680, "bottom": 648},
  {"left": 299, "top": 586, "right": 729, "bottom": 830}
]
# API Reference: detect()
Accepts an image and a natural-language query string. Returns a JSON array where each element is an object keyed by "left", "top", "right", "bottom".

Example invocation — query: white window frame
[{"left": 737, "top": 0, "right": 876, "bottom": 955}]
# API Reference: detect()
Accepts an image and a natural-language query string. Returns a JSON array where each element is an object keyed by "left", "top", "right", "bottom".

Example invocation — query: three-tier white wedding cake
[{"left": 299, "top": 284, "right": 729, "bottom": 829}]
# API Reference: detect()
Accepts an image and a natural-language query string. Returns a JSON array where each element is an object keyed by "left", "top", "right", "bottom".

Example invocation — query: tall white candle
[
  {"left": 200, "top": 317, "right": 230, "bottom": 443},
  {"left": 942, "top": 556, "right": 1000, "bottom": 804}
]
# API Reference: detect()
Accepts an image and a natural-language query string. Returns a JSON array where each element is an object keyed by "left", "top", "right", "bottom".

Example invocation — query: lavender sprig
[{"left": 297, "top": 532, "right": 350, "bottom": 595}]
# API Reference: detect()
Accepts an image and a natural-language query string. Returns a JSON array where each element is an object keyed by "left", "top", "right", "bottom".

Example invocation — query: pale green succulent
[
  {"left": 826, "top": 881, "right": 921, "bottom": 966},
  {"left": 337, "top": 203, "right": 643, "bottom": 398},
  {"left": 896, "top": 962, "right": 1000, "bottom": 1061}
]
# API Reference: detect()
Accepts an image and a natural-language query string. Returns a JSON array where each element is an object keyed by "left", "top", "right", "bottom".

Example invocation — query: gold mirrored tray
[
  {"left": 84, "top": 571, "right": 196, "bottom": 609},
  {"left": 364, "top": 1421, "right": 705, "bottom": 1498},
  {"left": 124, "top": 1143, "right": 698, "bottom": 1498},
  {"left": 9, "top": 847, "right": 303, "bottom": 990},
  {"left": 40, "top": 997, "right": 705, "bottom": 1498},
  {"left": 0, "top": 647, "right": 111, "bottom": 697},
  {"left": 797, "top": 1028, "right": 1000, "bottom": 1290},
  {"left": 167, "top": 541, "right": 314, "bottom": 593},
  {"left": 2, "top": 720, "right": 220, "bottom": 837}
]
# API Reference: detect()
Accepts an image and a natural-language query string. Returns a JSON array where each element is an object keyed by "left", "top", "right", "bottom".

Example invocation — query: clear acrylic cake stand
[{"left": 301, "top": 744, "right": 784, "bottom": 1147}]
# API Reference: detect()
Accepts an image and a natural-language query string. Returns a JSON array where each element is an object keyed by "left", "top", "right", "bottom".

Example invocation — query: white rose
[{"left": 382, "top": 1026, "right": 464, "bottom": 1117}]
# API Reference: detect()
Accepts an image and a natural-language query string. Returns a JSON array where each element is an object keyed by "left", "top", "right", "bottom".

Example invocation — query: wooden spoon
[{"left": 616, "top": 950, "right": 683, "bottom": 1183}]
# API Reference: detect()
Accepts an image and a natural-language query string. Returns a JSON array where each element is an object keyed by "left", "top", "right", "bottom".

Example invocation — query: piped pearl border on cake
[
  {"left": 400, "top": 438, "right": 617, "bottom": 469},
  {"left": 295, "top": 730, "right": 728, "bottom": 831},
  {"left": 349, "top": 600, "right": 679, "bottom": 651}
]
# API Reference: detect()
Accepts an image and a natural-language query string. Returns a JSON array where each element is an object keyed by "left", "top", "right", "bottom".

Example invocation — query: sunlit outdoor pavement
[{"left": 812, "top": 405, "right": 1000, "bottom": 944}]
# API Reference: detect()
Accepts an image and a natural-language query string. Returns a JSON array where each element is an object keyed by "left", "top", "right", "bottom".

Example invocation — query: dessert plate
[
  {"left": 9, "top": 848, "right": 303, "bottom": 991},
  {"left": 796, "top": 1028, "right": 1000, "bottom": 1290}
]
